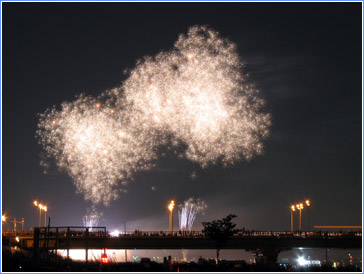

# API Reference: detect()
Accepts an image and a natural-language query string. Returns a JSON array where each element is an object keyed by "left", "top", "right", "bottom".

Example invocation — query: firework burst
[
  {"left": 83, "top": 207, "right": 101, "bottom": 231},
  {"left": 37, "top": 94, "right": 158, "bottom": 205},
  {"left": 178, "top": 198, "right": 207, "bottom": 231},
  {"left": 37, "top": 26, "right": 271, "bottom": 206},
  {"left": 122, "top": 25, "right": 271, "bottom": 167}
]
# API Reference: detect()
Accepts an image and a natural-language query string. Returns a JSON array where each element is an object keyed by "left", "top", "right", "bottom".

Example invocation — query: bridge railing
[
  {"left": 6, "top": 228, "right": 361, "bottom": 239},
  {"left": 113, "top": 230, "right": 362, "bottom": 238}
]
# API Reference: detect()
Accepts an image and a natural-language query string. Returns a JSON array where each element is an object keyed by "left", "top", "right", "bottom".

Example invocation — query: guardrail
[{"left": 3, "top": 229, "right": 361, "bottom": 239}]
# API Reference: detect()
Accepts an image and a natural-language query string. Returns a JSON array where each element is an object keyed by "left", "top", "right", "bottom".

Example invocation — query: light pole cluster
[
  {"left": 33, "top": 200, "right": 48, "bottom": 228},
  {"left": 290, "top": 200, "right": 311, "bottom": 232}
]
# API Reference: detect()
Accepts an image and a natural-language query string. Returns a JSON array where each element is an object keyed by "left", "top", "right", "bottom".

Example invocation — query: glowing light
[
  {"left": 168, "top": 200, "right": 175, "bottom": 212},
  {"left": 33, "top": 201, "right": 38, "bottom": 206},
  {"left": 297, "top": 256, "right": 309, "bottom": 266},
  {"left": 187, "top": 53, "right": 194, "bottom": 60},
  {"left": 101, "top": 254, "right": 109, "bottom": 264},
  {"left": 178, "top": 198, "right": 207, "bottom": 231},
  {"left": 291, "top": 205, "right": 296, "bottom": 211},
  {"left": 110, "top": 230, "right": 120, "bottom": 237},
  {"left": 37, "top": 25, "right": 271, "bottom": 206},
  {"left": 296, "top": 204, "right": 303, "bottom": 210},
  {"left": 305, "top": 200, "right": 310, "bottom": 206},
  {"left": 15, "top": 236, "right": 20, "bottom": 242},
  {"left": 2, "top": 215, "right": 6, "bottom": 222}
]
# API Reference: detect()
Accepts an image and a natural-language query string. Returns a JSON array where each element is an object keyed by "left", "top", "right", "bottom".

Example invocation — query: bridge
[{"left": 6, "top": 226, "right": 361, "bottom": 265}]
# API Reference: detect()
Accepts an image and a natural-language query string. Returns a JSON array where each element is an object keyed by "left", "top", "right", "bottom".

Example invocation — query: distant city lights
[{"left": 297, "top": 256, "right": 321, "bottom": 267}]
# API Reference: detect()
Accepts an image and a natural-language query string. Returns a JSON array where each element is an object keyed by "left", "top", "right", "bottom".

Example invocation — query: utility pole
[{"left": 10, "top": 218, "right": 24, "bottom": 234}]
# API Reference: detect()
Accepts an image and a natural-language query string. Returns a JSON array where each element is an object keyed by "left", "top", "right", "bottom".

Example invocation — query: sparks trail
[
  {"left": 178, "top": 198, "right": 207, "bottom": 231},
  {"left": 83, "top": 207, "right": 102, "bottom": 231},
  {"left": 37, "top": 25, "right": 271, "bottom": 206}
]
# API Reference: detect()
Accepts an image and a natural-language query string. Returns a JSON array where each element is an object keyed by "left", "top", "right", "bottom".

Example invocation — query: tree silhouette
[{"left": 202, "top": 214, "right": 239, "bottom": 261}]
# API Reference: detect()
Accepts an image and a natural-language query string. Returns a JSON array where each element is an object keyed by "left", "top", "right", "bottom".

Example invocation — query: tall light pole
[
  {"left": 168, "top": 200, "right": 175, "bottom": 233},
  {"left": 39, "top": 204, "right": 43, "bottom": 227},
  {"left": 44, "top": 206, "right": 48, "bottom": 227},
  {"left": 296, "top": 203, "right": 304, "bottom": 231},
  {"left": 290, "top": 205, "right": 296, "bottom": 232},
  {"left": 33, "top": 201, "right": 38, "bottom": 230},
  {"left": 305, "top": 200, "right": 311, "bottom": 232}
]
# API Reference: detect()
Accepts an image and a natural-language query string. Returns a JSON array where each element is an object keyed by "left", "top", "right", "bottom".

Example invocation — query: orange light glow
[
  {"left": 168, "top": 200, "right": 175, "bottom": 212},
  {"left": 296, "top": 204, "right": 303, "bottom": 210}
]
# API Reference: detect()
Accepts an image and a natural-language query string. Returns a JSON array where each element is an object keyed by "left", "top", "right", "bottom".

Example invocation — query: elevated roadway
[{"left": 7, "top": 227, "right": 361, "bottom": 264}]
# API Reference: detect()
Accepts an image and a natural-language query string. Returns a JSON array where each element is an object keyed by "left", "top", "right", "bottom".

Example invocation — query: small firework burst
[{"left": 178, "top": 198, "right": 207, "bottom": 231}]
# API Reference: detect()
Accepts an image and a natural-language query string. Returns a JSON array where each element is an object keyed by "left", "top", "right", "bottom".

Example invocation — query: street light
[
  {"left": 168, "top": 200, "right": 175, "bottom": 233},
  {"left": 37, "top": 203, "right": 48, "bottom": 227},
  {"left": 290, "top": 205, "right": 296, "bottom": 232},
  {"left": 44, "top": 206, "right": 48, "bottom": 227},
  {"left": 296, "top": 203, "right": 304, "bottom": 231},
  {"left": 305, "top": 200, "right": 311, "bottom": 232},
  {"left": 2, "top": 215, "right": 6, "bottom": 223},
  {"left": 38, "top": 204, "right": 44, "bottom": 227},
  {"left": 33, "top": 201, "right": 38, "bottom": 230}
]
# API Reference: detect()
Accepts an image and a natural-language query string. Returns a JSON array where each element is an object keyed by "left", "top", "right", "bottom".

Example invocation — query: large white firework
[
  {"left": 122, "top": 25, "right": 271, "bottom": 167},
  {"left": 37, "top": 94, "right": 158, "bottom": 205},
  {"left": 37, "top": 26, "right": 270, "bottom": 205},
  {"left": 178, "top": 198, "right": 207, "bottom": 231}
]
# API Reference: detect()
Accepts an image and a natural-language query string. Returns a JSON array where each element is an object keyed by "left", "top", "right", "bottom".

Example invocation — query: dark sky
[{"left": 2, "top": 2, "right": 362, "bottom": 233}]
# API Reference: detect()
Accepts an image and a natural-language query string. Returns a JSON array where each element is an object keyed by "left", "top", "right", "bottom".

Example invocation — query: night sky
[{"left": 2, "top": 2, "right": 362, "bottom": 233}]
